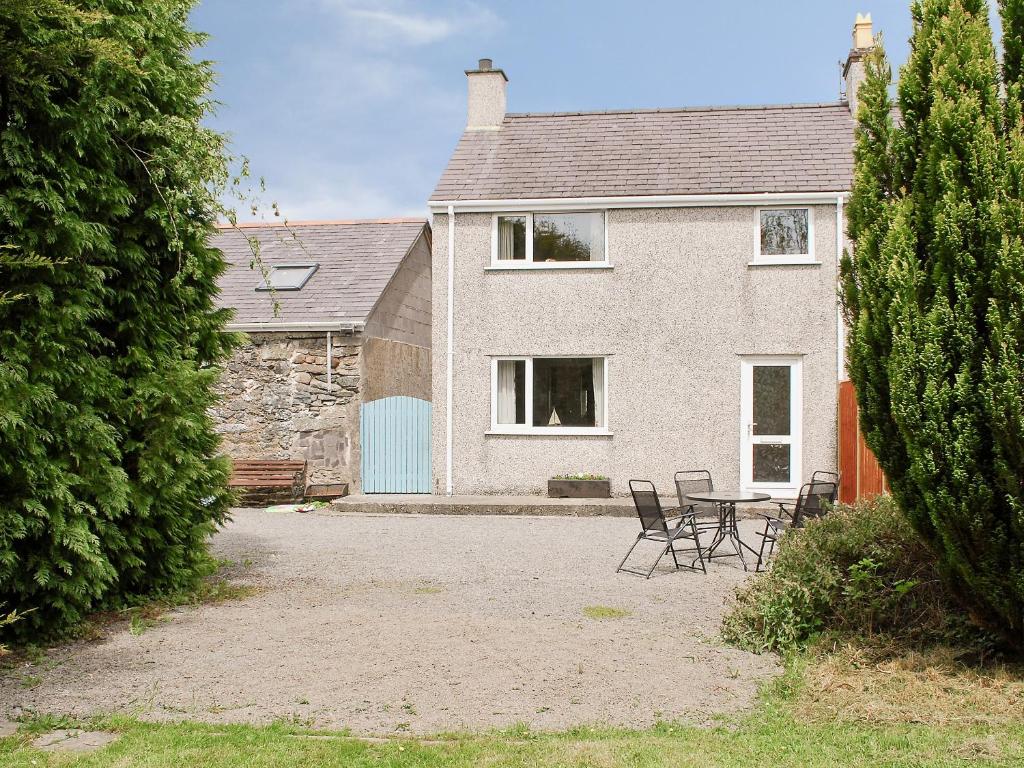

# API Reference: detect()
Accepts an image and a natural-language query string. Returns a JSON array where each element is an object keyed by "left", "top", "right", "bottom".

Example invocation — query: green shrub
[
  {"left": 0, "top": 0, "right": 235, "bottom": 643},
  {"left": 0, "top": 610, "right": 20, "bottom": 657},
  {"left": 841, "top": 0, "right": 1024, "bottom": 649},
  {"left": 722, "top": 497, "right": 981, "bottom": 654}
]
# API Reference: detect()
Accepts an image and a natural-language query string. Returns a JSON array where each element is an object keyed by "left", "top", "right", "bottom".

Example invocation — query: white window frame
[
  {"left": 750, "top": 207, "right": 818, "bottom": 266},
  {"left": 487, "top": 356, "right": 611, "bottom": 435},
  {"left": 488, "top": 212, "right": 611, "bottom": 270},
  {"left": 739, "top": 355, "right": 803, "bottom": 497}
]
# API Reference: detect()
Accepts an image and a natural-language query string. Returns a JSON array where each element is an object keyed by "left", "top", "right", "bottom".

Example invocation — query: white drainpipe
[
  {"left": 326, "top": 330, "right": 332, "bottom": 388},
  {"left": 446, "top": 204, "right": 455, "bottom": 496},
  {"left": 836, "top": 195, "right": 845, "bottom": 381}
]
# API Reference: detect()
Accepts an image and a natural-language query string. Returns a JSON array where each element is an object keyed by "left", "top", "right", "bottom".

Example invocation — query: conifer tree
[
  {"left": 842, "top": 0, "right": 1024, "bottom": 647},
  {"left": 1, "top": 0, "right": 235, "bottom": 639}
]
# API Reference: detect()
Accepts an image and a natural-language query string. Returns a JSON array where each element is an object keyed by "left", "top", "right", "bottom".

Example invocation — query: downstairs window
[{"left": 491, "top": 357, "right": 608, "bottom": 434}]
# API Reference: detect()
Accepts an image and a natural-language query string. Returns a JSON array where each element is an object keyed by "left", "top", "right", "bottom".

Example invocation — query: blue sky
[{"left": 190, "top": 1, "right": 915, "bottom": 222}]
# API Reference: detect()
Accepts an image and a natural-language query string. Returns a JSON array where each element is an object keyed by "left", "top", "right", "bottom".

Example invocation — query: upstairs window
[
  {"left": 256, "top": 263, "right": 319, "bottom": 291},
  {"left": 493, "top": 212, "right": 607, "bottom": 267},
  {"left": 754, "top": 208, "right": 814, "bottom": 264},
  {"left": 496, "top": 216, "right": 528, "bottom": 261},
  {"left": 491, "top": 356, "right": 608, "bottom": 434}
]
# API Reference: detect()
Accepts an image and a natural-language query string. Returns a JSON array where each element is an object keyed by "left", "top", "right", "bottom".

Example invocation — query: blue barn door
[{"left": 360, "top": 396, "right": 432, "bottom": 493}]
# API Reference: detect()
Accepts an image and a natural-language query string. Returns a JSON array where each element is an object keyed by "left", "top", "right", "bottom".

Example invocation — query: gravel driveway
[{"left": 1, "top": 509, "right": 779, "bottom": 734}]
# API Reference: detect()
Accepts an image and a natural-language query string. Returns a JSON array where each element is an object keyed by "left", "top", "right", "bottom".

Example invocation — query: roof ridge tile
[{"left": 504, "top": 102, "right": 849, "bottom": 119}]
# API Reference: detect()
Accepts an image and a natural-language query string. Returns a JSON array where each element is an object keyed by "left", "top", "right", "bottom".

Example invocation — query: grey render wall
[
  {"left": 431, "top": 205, "right": 841, "bottom": 496},
  {"left": 364, "top": 230, "right": 432, "bottom": 348},
  {"left": 361, "top": 336, "right": 431, "bottom": 402},
  {"left": 362, "top": 230, "right": 432, "bottom": 407}
]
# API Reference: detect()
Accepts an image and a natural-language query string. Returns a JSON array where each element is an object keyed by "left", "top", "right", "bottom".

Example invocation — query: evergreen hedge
[
  {"left": 841, "top": 0, "right": 1024, "bottom": 650},
  {"left": 0, "top": 0, "right": 235, "bottom": 641}
]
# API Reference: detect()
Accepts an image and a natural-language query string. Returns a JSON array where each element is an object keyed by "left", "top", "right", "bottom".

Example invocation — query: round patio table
[{"left": 685, "top": 490, "right": 771, "bottom": 571}]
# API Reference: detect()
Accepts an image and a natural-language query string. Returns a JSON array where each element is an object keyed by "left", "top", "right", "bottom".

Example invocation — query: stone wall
[{"left": 212, "top": 332, "right": 362, "bottom": 486}]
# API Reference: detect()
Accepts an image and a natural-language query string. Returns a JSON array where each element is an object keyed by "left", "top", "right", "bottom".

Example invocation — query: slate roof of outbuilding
[
  {"left": 212, "top": 218, "right": 428, "bottom": 326},
  {"left": 430, "top": 102, "right": 855, "bottom": 201}
]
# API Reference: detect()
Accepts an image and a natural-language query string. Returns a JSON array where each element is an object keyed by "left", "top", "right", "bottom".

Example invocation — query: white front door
[{"left": 740, "top": 356, "right": 802, "bottom": 496}]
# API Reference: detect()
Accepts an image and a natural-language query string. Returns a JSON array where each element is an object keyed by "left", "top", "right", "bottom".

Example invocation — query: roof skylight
[{"left": 256, "top": 264, "right": 318, "bottom": 291}]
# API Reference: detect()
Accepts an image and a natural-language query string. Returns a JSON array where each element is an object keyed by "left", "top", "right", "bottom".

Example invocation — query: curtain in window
[
  {"left": 498, "top": 218, "right": 516, "bottom": 260},
  {"left": 496, "top": 360, "right": 517, "bottom": 423},
  {"left": 593, "top": 358, "right": 605, "bottom": 427}
]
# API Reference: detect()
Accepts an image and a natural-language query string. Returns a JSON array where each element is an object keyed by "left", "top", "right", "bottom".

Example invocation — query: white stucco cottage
[{"left": 428, "top": 16, "right": 875, "bottom": 497}]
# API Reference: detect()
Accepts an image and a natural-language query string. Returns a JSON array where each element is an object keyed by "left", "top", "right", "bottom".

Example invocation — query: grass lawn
[{"left": 3, "top": 650, "right": 1022, "bottom": 768}]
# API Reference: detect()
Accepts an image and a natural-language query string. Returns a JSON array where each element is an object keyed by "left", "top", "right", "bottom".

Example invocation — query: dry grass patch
[
  {"left": 414, "top": 584, "right": 444, "bottom": 595},
  {"left": 795, "top": 643, "right": 1024, "bottom": 727},
  {"left": 582, "top": 605, "right": 631, "bottom": 620}
]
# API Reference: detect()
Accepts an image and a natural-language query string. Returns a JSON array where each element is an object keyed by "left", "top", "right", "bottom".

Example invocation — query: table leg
[
  {"left": 703, "top": 502, "right": 729, "bottom": 558},
  {"left": 730, "top": 503, "right": 766, "bottom": 571},
  {"left": 726, "top": 503, "right": 747, "bottom": 570}
]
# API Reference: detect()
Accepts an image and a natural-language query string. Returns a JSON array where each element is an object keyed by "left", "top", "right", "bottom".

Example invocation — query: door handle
[{"left": 748, "top": 422, "right": 757, "bottom": 437}]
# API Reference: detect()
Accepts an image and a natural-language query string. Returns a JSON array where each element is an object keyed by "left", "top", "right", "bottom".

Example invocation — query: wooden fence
[{"left": 838, "top": 379, "right": 888, "bottom": 503}]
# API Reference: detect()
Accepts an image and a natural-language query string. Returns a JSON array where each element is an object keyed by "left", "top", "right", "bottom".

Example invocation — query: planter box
[{"left": 548, "top": 479, "right": 611, "bottom": 499}]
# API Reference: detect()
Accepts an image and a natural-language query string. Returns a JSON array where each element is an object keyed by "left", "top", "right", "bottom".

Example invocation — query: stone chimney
[
  {"left": 465, "top": 58, "right": 507, "bottom": 130},
  {"left": 843, "top": 13, "right": 874, "bottom": 116}
]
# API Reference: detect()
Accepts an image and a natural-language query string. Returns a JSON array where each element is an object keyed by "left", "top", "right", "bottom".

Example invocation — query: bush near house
[
  {"left": 0, "top": 0, "right": 235, "bottom": 642},
  {"left": 722, "top": 497, "right": 984, "bottom": 654},
  {"left": 840, "top": 0, "right": 1024, "bottom": 649}
]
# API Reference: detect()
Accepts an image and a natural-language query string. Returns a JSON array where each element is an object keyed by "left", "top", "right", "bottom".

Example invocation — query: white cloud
[
  {"left": 346, "top": 7, "right": 455, "bottom": 45},
  {"left": 320, "top": 0, "right": 500, "bottom": 46}
]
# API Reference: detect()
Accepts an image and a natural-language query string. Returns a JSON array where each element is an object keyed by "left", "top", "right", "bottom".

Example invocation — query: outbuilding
[{"left": 211, "top": 218, "right": 432, "bottom": 495}]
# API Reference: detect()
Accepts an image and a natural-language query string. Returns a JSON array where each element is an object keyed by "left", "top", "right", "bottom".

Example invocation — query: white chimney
[
  {"left": 843, "top": 13, "right": 874, "bottom": 116},
  {"left": 465, "top": 58, "right": 507, "bottom": 131}
]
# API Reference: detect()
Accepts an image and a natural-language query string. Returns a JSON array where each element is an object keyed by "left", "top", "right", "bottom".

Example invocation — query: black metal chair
[
  {"left": 811, "top": 470, "right": 841, "bottom": 486},
  {"left": 674, "top": 470, "right": 721, "bottom": 533},
  {"left": 755, "top": 480, "right": 838, "bottom": 571},
  {"left": 617, "top": 480, "right": 707, "bottom": 578},
  {"left": 774, "top": 470, "right": 841, "bottom": 520}
]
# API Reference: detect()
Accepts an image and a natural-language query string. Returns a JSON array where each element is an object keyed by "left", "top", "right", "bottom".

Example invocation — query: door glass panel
[
  {"left": 752, "top": 365, "right": 791, "bottom": 435},
  {"left": 753, "top": 444, "right": 791, "bottom": 483}
]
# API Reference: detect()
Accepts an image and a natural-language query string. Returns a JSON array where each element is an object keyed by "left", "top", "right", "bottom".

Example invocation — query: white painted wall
[{"left": 432, "top": 205, "right": 839, "bottom": 496}]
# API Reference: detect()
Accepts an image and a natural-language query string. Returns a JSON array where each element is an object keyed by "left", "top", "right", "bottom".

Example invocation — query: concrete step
[
  {"left": 326, "top": 494, "right": 776, "bottom": 519},
  {"left": 329, "top": 494, "right": 634, "bottom": 517}
]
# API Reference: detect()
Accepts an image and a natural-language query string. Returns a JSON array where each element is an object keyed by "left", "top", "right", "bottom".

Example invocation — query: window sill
[
  {"left": 485, "top": 263, "right": 614, "bottom": 271},
  {"left": 485, "top": 428, "right": 613, "bottom": 437},
  {"left": 748, "top": 258, "right": 821, "bottom": 267}
]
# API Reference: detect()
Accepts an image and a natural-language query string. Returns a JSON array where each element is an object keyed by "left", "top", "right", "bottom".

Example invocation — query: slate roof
[
  {"left": 212, "top": 218, "right": 428, "bottom": 326},
  {"left": 430, "top": 103, "right": 855, "bottom": 201}
]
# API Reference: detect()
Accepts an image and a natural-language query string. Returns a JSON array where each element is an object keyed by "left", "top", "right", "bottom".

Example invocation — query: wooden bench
[{"left": 229, "top": 460, "right": 307, "bottom": 506}]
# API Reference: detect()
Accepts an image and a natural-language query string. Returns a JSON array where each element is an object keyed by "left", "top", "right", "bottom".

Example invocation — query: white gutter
[
  {"left": 429, "top": 190, "right": 850, "bottom": 213},
  {"left": 446, "top": 204, "right": 455, "bottom": 496},
  {"left": 225, "top": 321, "right": 363, "bottom": 333},
  {"left": 836, "top": 194, "right": 846, "bottom": 381}
]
